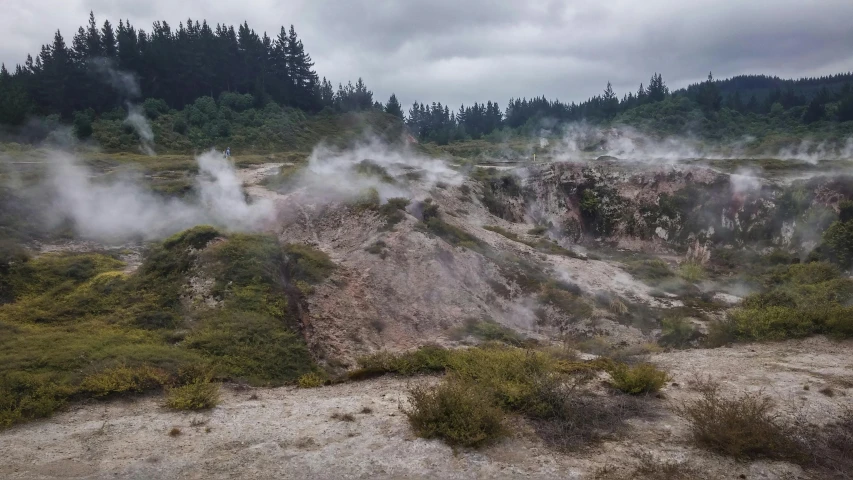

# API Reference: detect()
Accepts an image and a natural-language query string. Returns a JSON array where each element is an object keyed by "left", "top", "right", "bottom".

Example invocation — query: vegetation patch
[
  {"left": 677, "top": 385, "right": 805, "bottom": 462},
  {"left": 451, "top": 318, "right": 524, "bottom": 346},
  {"left": 608, "top": 363, "right": 670, "bottom": 395},
  {"left": 80, "top": 365, "right": 169, "bottom": 398},
  {"left": 297, "top": 371, "right": 329, "bottom": 388},
  {"left": 421, "top": 216, "right": 484, "bottom": 251},
  {"left": 726, "top": 262, "right": 853, "bottom": 341},
  {"left": 355, "top": 160, "right": 396, "bottom": 183},
  {"left": 677, "top": 261, "right": 706, "bottom": 282},
  {"left": 354, "top": 344, "right": 659, "bottom": 450},
  {"left": 0, "top": 228, "right": 329, "bottom": 428},
  {"left": 378, "top": 197, "right": 410, "bottom": 230},
  {"left": 405, "top": 377, "right": 505, "bottom": 448},
  {"left": 166, "top": 381, "right": 220, "bottom": 411},
  {"left": 349, "top": 345, "right": 450, "bottom": 380}
]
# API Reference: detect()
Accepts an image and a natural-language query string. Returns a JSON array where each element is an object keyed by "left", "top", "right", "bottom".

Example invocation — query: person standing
[{"left": 225, "top": 147, "right": 231, "bottom": 158}]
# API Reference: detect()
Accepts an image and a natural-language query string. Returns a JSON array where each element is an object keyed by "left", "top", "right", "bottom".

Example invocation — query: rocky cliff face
[
  {"left": 237, "top": 160, "right": 853, "bottom": 367},
  {"left": 479, "top": 161, "right": 853, "bottom": 261}
]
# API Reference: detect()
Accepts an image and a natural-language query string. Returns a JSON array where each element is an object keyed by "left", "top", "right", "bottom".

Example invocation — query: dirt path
[{"left": 2, "top": 337, "right": 850, "bottom": 479}]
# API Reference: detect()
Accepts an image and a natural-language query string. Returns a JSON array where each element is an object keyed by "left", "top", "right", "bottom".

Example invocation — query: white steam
[
  {"left": 546, "top": 122, "right": 853, "bottom": 164},
  {"left": 90, "top": 58, "right": 141, "bottom": 98},
  {"left": 124, "top": 104, "right": 155, "bottom": 156},
  {"left": 730, "top": 169, "right": 762, "bottom": 194},
  {"left": 46, "top": 150, "right": 273, "bottom": 242},
  {"left": 89, "top": 59, "right": 155, "bottom": 156},
  {"left": 287, "top": 139, "right": 463, "bottom": 203}
]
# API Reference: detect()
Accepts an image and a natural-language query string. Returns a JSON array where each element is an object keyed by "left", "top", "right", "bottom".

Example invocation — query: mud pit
[{"left": 1, "top": 337, "right": 850, "bottom": 479}]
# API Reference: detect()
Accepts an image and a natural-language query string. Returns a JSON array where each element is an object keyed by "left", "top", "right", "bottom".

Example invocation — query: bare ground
[{"left": 1, "top": 337, "right": 850, "bottom": 480}]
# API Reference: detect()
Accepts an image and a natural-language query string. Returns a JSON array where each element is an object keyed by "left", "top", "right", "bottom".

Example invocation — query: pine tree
[
  {"left": 647, "top": 73, "right": 668, "bottom": 102},
  {"left": 698, "top": 71, "right": 722, "bottom": 112},
  {"left": 385, "top": 93, "right": 403, "bottom": 118}
]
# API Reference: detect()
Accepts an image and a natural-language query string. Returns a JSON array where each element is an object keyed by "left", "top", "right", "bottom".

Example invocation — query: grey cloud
[{"left": 2, "top": 0, "right": 851, "bottom": 111}]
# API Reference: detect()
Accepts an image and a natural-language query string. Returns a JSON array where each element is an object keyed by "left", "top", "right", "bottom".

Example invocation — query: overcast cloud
[{"left": 2, "top": 0, "right": 852, "bottom": 109}]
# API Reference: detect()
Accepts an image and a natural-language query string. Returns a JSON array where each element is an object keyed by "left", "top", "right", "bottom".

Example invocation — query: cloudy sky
[{"left": 2, "top": 0, "right": 852, "bottom": 109}]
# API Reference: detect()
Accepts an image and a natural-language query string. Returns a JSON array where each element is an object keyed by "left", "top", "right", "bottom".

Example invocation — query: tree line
[
  {"left": 1, "top": 12, "right": 852, "bottom": 146},
  {"left": 0, "top": 12, "right": 387, "bottom": 127}
]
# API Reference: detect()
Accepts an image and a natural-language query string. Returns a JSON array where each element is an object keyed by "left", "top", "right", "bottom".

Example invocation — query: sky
[{"left": 2, "top": 0, "right": 852, "bottom": 109}]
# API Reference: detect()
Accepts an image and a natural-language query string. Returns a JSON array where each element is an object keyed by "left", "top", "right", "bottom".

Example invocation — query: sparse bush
[
  {"left": 677, "top": 386, "right": 805, "bottom": 461},
  {"left": 163, "top": 225, "right": 220, "bottom": 250},
  {"left": 608, "top": 363, "right": 670, "bottom": 395},
  {"left": 678, "top": 261, "right": 706, "bottom": 282},
  {"left": 526, "top": 373, "right": 647, "bottom": 451},
  {"left": 528, "top": 225, "right": 548, "bottom": 236},
  {"left": 405, "top": 377, "right": 505, "bottom": 448},
  {"left": 166, "top": 380, "right": 220, "bottom": 410},
  {"left": 423, "top": 217, "right": 482, "bottom": 249},
  {"left": 80, "top": 365, "right": 168, "bottom": 397},
  {"left": 452, "top": 318, "right": 523, "bottom": 345},
  {"left": 539, "top": 283, "right": 593, "bottom": 322},
  {"left": 283, "top": 243, "right": 336, "bottom": 284},
  {"left": 351, "top": 345, "right": 451, "bottom": 380},
  {"left": 421, "top": 200, "right": 440, "bottom": 222},
  {"left": 331, "top": 412, "right": 356, "bottom": 422},
  {"left": 297, "top": 371, "right": 328, "bottom": 388},
  {"left": 355, "top": 160, "right": 395, "bottom": 183},
  {"left": 658, "top": 317, "right": 696, "bottom": 348},
  {"left": 378, "top": 197, "right": 410, "bottom": 229},
  {"left": 625, "top": 259, "right": 674, "bottom": 284},
  {"left": 704, "top": 318, "right": 738, "bottom": 347}
]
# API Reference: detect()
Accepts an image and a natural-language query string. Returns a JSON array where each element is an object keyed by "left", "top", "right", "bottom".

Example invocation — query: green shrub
[
  {"left": 0, "top": 228, "right": 324, "bottom": 428},
  {"left": 678, "top": 261, "right": 706, "bottom": 282},
  {"left": 659, "top": 317, "right": 696, "bottom": 348},
  {"left": 625, "top": 259, "right": 674, "bottom": 283},
  {"left": 185, "top": 312, "right": 313, "bottom": 385},
  {"left": 297, "top": 371, "right": 328, "bottom": 388},
  {"left": 351, "top": 345, "right": 451, "bottom": 379},
  {"left": 163, "top": 225, "right": 220, "bottom": 250},
  {"left": 453, "top": 318, "right": 523, "bottom": 346},
  {"left": 355, "top": 160, "right": 395, "bottom": 183},
  {"left": 0, "top": 372, "right": 74, "bottom": 428},
  {"left": 447, "top": 345, "right": 552, "bottom": 410},
  {"left": 405, "top": 377, "right": 505, "bottom": 448},
  {"left": 704, "top": 318, "right": 738, "bottom": 347},
  {"left": 165, "top": 381, "right": 220, "bottom": 410},
  {"left": 724, "top": 262, "right": 853, "bottom": 341},
  {"left": 378, "top": 197, "right": 410, "bottom": 229},
  {"left": 423, "top": 217, "right": 482, "bottom": 249},
  {"left": 539, "top": 284, "right": 593, "bottom": 321},
  {"left": 817, "top": 220, "right": 853, "bottom": 269},
  {"left": 80, "top": 365, "right": 168, "bottom": 397},
  {"left": 608, "top": 363, "right": 670, "bottom": 394},
  {"left": 283, "top": 243, "right": 335, "bottom": 284}
]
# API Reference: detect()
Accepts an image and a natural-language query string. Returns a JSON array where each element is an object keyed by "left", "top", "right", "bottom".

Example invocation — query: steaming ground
[{"left": 4, "top": 148, "right": 853, "bottom": 478}]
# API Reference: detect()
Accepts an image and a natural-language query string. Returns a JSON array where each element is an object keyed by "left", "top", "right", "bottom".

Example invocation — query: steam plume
[{"left": 45, "top": 150, "right": 273, "bottom": 242}]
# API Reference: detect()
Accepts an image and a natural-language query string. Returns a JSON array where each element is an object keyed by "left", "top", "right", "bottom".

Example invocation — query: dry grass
[
  {"left": 331, "top": 412, "right": 356, "bottom": 422},
  {"left": 676, "top": 384, "right": 805, "bottom": 461}
]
